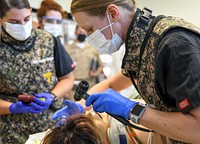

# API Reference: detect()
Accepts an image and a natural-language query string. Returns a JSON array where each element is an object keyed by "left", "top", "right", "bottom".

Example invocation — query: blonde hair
[{"left": 71, "top": 0, "right": 136, "bottom": 17}]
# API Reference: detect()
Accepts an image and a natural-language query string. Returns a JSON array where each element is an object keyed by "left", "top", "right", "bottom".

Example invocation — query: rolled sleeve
[
  {"left": 54, "top": 38, "right": 75, "bottom": 77},
  {"left": 164, "top": 30, "right": 200, "bottom": 113}
]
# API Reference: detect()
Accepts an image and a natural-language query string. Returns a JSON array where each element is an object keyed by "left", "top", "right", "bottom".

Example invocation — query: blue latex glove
[
  {"left": 9, "top": 101, "right": 47, "bottom": 114},
  {"left": 86, "top": 88, "right": 138, "bottom": 120},
  {"left": 54, "top": 116, "right": 67, "bottom": 127},
  {"left": 34, "top": 92, "right": 54, "bottom": 110},
  {"left": 52, "top": 100, "right": 84, "bottom": 127}
]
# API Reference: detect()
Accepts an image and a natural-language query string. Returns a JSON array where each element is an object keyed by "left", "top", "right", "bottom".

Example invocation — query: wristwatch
[
  {"left": 50, "top": 93, "right": 64, "bottom": 111},
  {"left": 129, "top": 103, "right": 146, "bottom": 124},
  {"left": 51, "top": 93, "right": 58, "bottom": 101}
]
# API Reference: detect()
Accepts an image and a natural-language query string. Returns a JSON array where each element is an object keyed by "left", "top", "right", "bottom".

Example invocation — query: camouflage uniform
[
  {"left": 66, "top": 42, "right": 103, "bottom": 100},
  {"left": 0, "top": 29, "right": 60, "bottom": 144},
  {"left": 67, "top": 42, "right": 103, "bottom": 87},
  {"left": 122, "top": 8, "right": 200, "bottom": 144}
]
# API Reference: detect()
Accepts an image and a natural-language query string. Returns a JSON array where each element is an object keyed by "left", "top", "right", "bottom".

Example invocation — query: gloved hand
[
  {"left": 52, "top": 100, "right": 84, "bottom": 127},
  {"left": 34, "top": 92, "right": 54, "bottom": 110},
  {"left": 86, "top": 88, "right": 138, "bottom": 120},
  {"left": 9, "top": 101, "right": 46, "bottom": 114},
  {"left": 54, "top": 116, "right": 67, "bottom": 127}
]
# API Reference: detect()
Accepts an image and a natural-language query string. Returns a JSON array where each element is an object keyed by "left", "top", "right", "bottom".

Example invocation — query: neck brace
[{"left": 107, "top": 116, "right": 129, "bottom": 144}]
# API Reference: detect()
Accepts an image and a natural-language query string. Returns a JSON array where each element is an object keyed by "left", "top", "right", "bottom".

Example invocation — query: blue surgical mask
[{"left": 86, "top": 13, "right": 124, "bottom": 54}]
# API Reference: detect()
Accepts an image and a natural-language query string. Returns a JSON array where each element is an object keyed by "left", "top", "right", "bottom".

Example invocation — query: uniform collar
[
  {"left": 122, "top": 8, "right": 154, "bottom": 77},
  {"left": 1, "top": 26, "right": 36, "bottom": 52}
]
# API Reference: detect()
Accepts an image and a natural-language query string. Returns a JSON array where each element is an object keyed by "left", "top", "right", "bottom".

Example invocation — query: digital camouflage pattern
[
  {"left": 0, "top": 29, "right": 58, "bottom": 144},
  {"left": 122, "top": 10, "right": 200, "bottom": 144}
]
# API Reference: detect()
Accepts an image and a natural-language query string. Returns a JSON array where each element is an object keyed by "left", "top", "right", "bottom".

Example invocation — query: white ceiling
[
  {"left": 29, "top": 0, "right": 200, "bottom": 26},
  {"left": 29, "top": 0, "right": 72, "bottom": 12},
  {"left": 136, "top": 0, "right": 200, "bottom": 26}
]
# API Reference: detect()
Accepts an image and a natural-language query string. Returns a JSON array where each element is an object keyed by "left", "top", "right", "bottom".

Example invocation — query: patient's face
[{"left": 85, "top": 111, "right": 110, "bottom": 144}]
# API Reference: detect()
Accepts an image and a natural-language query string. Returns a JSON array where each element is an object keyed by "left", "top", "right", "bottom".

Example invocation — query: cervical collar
[{"left": 107, "top": 116, "right": 129, "bottom": 144}]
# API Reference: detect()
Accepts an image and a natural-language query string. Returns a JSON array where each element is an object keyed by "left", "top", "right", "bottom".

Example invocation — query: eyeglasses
[{"left": 42, "top": 16, "right": 63, "bottom": 24}]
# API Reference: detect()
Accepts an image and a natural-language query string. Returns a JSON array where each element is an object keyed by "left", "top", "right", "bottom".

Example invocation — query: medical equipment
[{"left": 74, "top": 80, "right": 153, "bottom": 132}]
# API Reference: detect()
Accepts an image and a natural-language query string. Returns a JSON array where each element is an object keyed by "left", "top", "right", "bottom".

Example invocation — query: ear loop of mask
[
  {"left": 106, "top": 12, "right": 114, "bottom": 36},
  {"left": 99, "top": 14, "right": 115, "bottom": 33}
]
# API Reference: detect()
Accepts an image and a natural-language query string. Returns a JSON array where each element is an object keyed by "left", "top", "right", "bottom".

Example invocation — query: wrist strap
[
  {"left": 129, "top": 103, "right": 146, "bottom": 124},
  {"left": 50, "top": 92, "right": 58, "bottom": 101}
]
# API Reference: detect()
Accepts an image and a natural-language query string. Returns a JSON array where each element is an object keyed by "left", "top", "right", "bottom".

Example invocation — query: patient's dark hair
[{"left": 41, "top": 114, "right": 101, "bottom": 144}]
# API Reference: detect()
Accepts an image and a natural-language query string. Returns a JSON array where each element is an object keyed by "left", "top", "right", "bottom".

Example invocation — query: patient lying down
[{"left": 41, "top": 111, "right": 153, "bottom": 144}]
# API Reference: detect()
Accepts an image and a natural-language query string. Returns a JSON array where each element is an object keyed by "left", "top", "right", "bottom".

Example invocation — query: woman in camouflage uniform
[
  {"left": 68, "top": 0, "right": 200, "bottom": 143},
  {"left": 0, "top": 0, "right": 75, "bottom": 143}
]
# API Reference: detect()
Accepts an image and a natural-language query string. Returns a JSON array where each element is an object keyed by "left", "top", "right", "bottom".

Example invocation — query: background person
[
  {"left": 37, "top": 0, "right": 71, "bottom": 102},
  {"left": 37, "top": 0, "right": 66, "bottom": 38},
  {"left": 0, "top": 0, "right": 74, "bottom": 143},
  {"left": 66, "top": 25, "right": 103, "bottom": 100},
  {"left": 70, "top": 0, "right": 200, "bottom": 143}
]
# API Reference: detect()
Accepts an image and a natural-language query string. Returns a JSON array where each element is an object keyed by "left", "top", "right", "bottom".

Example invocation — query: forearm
[
  {"left": 0, "top": 99, "right": 12, "bottom": 115},
  {"left": 88, "top": 71, "right": 132, "bottom": 94},
  {"left": 88, "top": 79, "right": 110, "bottom": 94},
  {"left": 139, "top": 107, "right": 200, "bottom": 143},
  {"left": 51, "top": 73, "right": 74, "bottom": 98}
]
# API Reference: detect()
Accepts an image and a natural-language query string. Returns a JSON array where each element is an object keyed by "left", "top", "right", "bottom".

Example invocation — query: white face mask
[
  {"left": 44, "top": 23, "right": 62, "bottom": 37},
  {"left": 86, "top": 13, "right": 124, "bottom": 54},
  {"left": 4, "top": 19, "right": 32, "bottom": 41}
]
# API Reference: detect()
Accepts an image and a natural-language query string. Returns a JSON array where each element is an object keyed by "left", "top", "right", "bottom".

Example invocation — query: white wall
[
  {"left": 29, "top": 0, "right": 72, "bottom": 12},
  {"left": 29, "top": 0, "right": 200, "bottom": 27},
  {"left": 136, "top": 0, "right": 200, "bottom": 27}
]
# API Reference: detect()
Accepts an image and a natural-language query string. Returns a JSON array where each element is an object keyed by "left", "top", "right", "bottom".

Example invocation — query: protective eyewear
[{"left": 42, "top": 16, "right": 63, "bottom": 24}]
